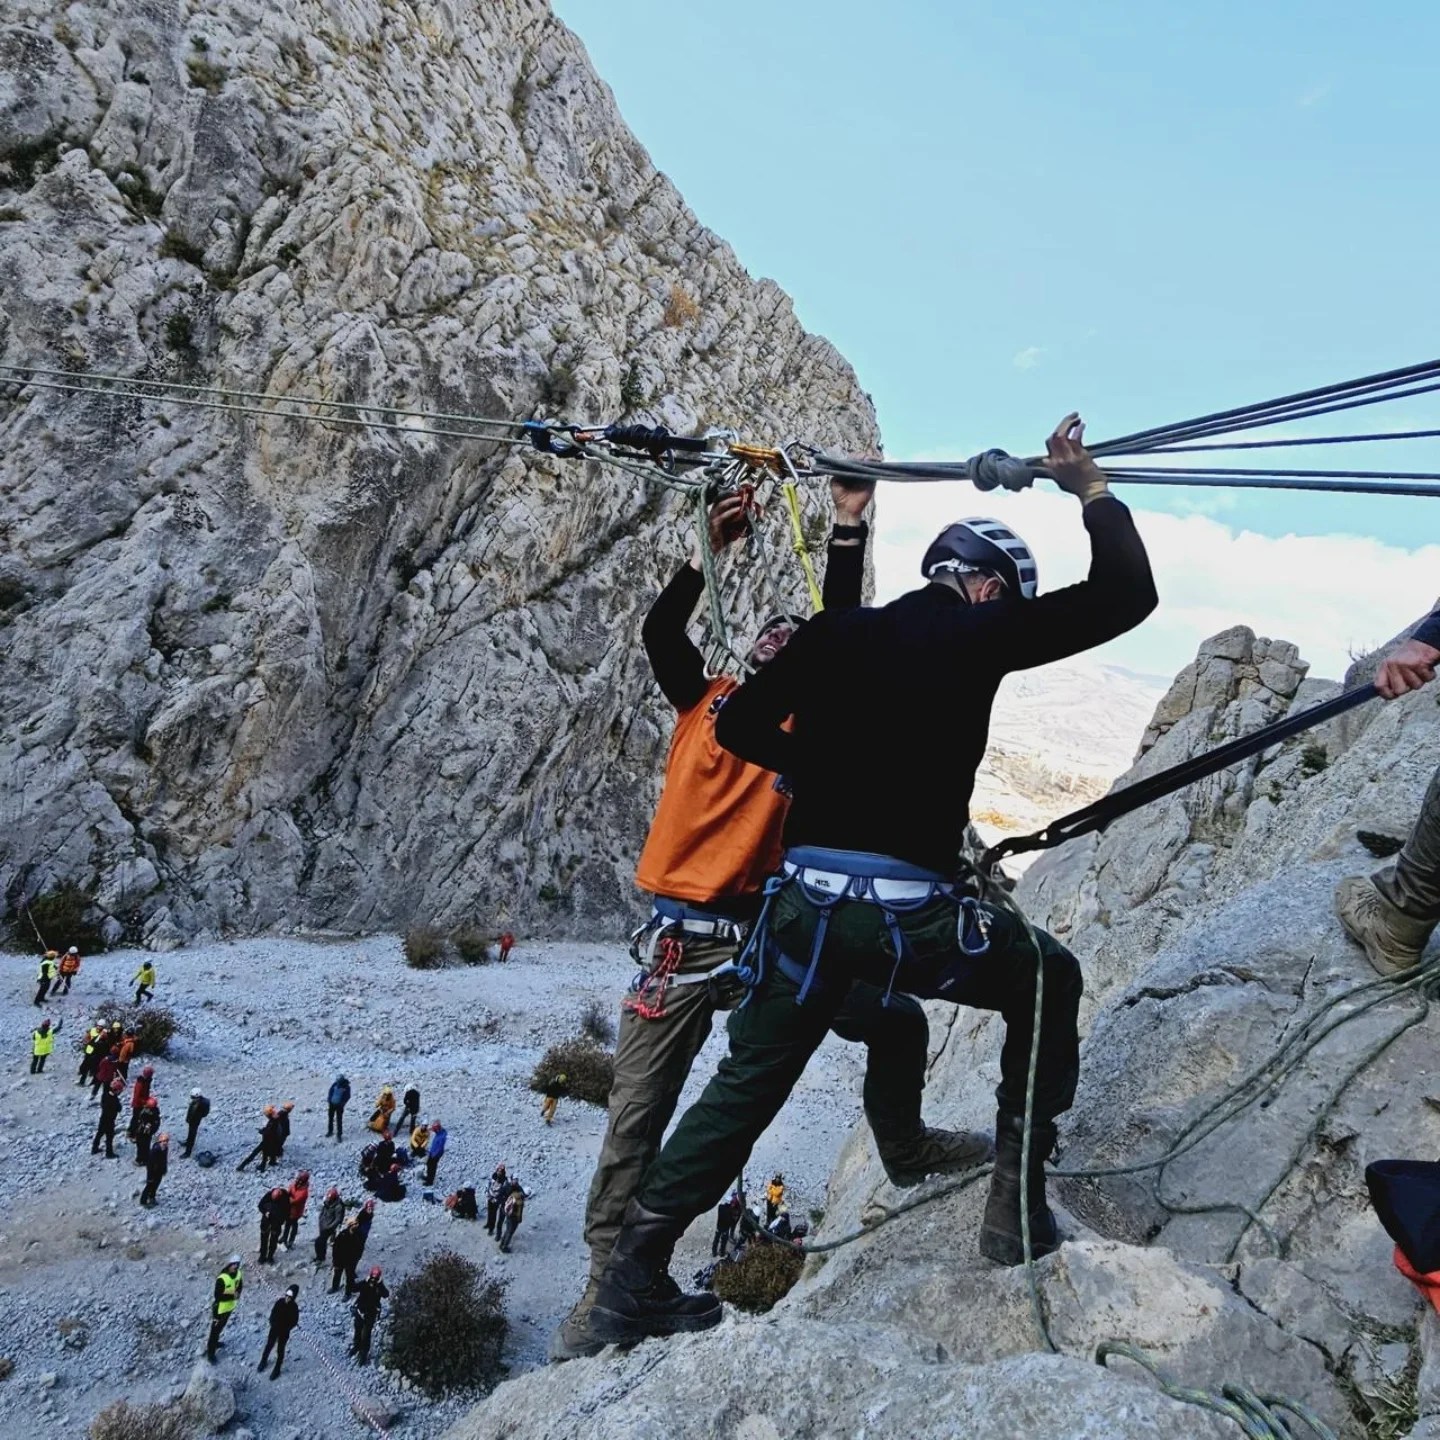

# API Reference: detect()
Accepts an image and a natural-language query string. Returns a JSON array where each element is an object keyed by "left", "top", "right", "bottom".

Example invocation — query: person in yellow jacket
[
  {"left": 133, "top": 960, "right": 156, "bottom": 1005},
  {"left": 541, "top": 1072, "right": 568, "bottom": 1126},
  {"left": 56, "top": 946, "right": 81, "bottom": 994},
  {"left": 76, "top": 1023, "right": 106, "bottom": 1087},
  {"left": 367, "top": 1085, "right": 396, "bottom": 1136},
  {"left": 409, "top": 1123, "right": 430, "bottom": 1159},
  {"left": 765, "top": 1173, "right": 785, "bottom": 1224},
  {"left": 30, "top": 1019, "right": 56, "bottom": 1075},
  {"left": 206, "top": 1256, "right": 244, "bottom": 1361},
  {"left": 34, "top": 952, "right": 57, "bottom": 1007}
]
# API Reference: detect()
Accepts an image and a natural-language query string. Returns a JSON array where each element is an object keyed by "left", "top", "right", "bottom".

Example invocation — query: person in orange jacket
[
  {"left": 116, "top": 1029, "right": 138, "bottom": 1079},
  {"left": 56, "top": 947, "right": 81, "bottom": 994}
]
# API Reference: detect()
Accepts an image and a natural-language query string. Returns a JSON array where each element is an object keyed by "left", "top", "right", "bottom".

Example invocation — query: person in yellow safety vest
[
  {"left": 30, "top": 1019, "right": 56, "bottom": 1075},
  {"left": 206, "top": 1256, "right": 244, "bottom": 1361},
  {"left": 56, "top": 946, "right": 81, "bottom": 994},
  {"left": 77, "top": 1024, "right": 106, "bottom": 1086},
  {"left": 133, "top": 960, "right": 156, "bottom": 1006},
  {"left": 34, "top": 952, "right": 58, "bottom": 1007},
  {"left": 765, "top": 1173, "right": 785, "bottom": 1224}
]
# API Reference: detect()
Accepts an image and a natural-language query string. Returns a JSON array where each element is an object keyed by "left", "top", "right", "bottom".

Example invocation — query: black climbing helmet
[
  {"left": 756, "top": 612, "right": 806, "bottom": 639},
  {"left": 921, "top": 517, "right": 1038, "bottom": 599}
]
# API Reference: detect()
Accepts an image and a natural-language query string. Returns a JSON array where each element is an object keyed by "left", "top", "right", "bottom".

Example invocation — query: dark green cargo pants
[
  {"left": 585, "top": 933, "right": 930, "bottom": 1279},
  {"left": 638, "top": 883, "right": 1082, "bottom": 1223}
]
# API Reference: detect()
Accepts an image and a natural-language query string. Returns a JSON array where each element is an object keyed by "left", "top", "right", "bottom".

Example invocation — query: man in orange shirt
[{"left": 550, "top": 482, "right": 991, "bottom": 1360}]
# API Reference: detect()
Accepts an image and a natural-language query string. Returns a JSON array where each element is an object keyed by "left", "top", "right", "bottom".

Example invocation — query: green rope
[{"left": 797, "top": 876, "right": 1431, "bottom": 1437}]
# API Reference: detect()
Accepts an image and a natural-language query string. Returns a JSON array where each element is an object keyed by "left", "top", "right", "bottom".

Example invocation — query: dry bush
[
  {"left": 712, "top": 1239, "right": 804, "bottom": 1313},
  {"left": 89, "top": 1399, "right": 200, "bottom": 1440},
  {"left": 91, "top": 1002, "right": 178, "bottom": 1057},
  {"left": 385, "top": 1249, "right": 507, "bottom": 1396},
  {"left": 579, "top": 999, "right": 616, "bottom": 1047},
  {"left": 662, "top": 284, "right": 699, "bottom": 328},
  {"left": 529, "top": 1038, "right": 614, "bottom": 1107},
  {"left": 451, "top": 923, "right": 490, "bottom": 965},
  {"left": 404, "top": 926, "right": 448, "bottom": 969},
  {"left": 10, "top": 881, "right": 107, "bottom": 953}
]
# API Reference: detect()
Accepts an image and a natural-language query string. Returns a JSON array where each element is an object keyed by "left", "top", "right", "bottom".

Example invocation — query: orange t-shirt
[{"left": 635, "top": 677, "right": 787, "bottom": 906}]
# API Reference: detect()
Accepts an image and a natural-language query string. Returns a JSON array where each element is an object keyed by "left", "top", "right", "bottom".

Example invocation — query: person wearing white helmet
[
  {"left": 587, "top": 414, "right": 1159, "bottom": 1346},
  {"left": 182, "top": 1088, "right": 211, "bottom": 1158}
]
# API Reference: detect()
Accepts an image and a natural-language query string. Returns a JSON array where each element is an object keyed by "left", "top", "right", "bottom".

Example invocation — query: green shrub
[
  {"left": 89, "top": 1398, "right": 201, "bottom": 1440},
  {"left": 579, "top": 999, "right": 615, "bottom": 1047},
  {"left": 451, "top": 923, "right": 490, "bottom": 965},
  {"left": 158, "top": 228, "right": 205, "bottom": 265},
  {"left": 711, "top": 1238, "right": 804, "bottom": 1313},
  {"left": 164, "top": 311, "right": 194, "bottom": 352},
  {"left": 0, "top": 576, "right": 28, "bottom": 609},
  {"left": 384, "top": 1250, "right": 507, "bottom": 1396},
  {"left": 1300, "top": 740, "right": 1329, "bottom": 775},
  {"left": 91, "top": 1002, "right": 178, "bottom": 1057},
  {"left": 9, "top": 881, "right": 107, "bottom": 953},
  {"left": 185, "top": 57, "right": 227, "bottom": 93},
  {"left": 529, "top": 1037, "right": 613, "bottom": 1107},
  {"left": 404, "top": 926, "right": 448, "bottom": 969}
]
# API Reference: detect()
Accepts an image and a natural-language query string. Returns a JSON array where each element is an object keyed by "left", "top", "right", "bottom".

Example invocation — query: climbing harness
[{"left": 626, "top": 898, "right": 752, "bottom": 1017}]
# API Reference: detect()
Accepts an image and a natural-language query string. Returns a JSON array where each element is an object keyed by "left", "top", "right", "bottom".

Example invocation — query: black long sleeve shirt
[
  {"left": 1415, "top": 608, "right": 1440, "bottom": 652},
  {"left": 642, "top": 528, "right": 868, "bottom": 711},
  {"left": 715, "top": 496, "right": 1158, "bottom": 875}
]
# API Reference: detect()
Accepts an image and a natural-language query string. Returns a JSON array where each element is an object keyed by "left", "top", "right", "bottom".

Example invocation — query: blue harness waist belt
[{"left": 737, "top": 846, "right": 990, "bottom": 1006}]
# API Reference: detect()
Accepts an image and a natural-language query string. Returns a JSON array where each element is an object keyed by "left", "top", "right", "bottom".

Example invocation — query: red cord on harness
[{"left": 625, "top": 936, "right": 684, "bottom": 1020}]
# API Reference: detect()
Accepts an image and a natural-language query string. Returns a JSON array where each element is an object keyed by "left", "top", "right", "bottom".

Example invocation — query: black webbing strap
[{"left": 981, "top": 683, "right": 1380, "bottom": 871}]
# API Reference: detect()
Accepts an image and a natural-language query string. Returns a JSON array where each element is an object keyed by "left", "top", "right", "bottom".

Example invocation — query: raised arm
[
  {"left": 642, "top": 495, "right": 749, "bottom": 710},
  {"left": 983, "top": 416, "right": 1158, "bottom": 672},
  {"left": 820, "top": 478, "right": 875, "bottom": 613}
]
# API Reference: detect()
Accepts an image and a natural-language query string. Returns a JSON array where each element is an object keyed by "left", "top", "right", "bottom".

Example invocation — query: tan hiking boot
[
  {"left": 548, "top": 1280, "right": 605, "bottom": 1363},
  {"left": 1335, "top": 876, "right": 1436, "bottom": 976},
  {"left": 877, "top": 1125, "right": 995, "bottom": 1189}
]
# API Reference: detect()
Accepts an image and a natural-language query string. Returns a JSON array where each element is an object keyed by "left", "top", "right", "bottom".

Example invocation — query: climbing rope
[
  {"left": 790, "top": 854, "right": 1433, "bottom": 1439},
  {"left": 983, "top": 682, "right": 1381, "bottom": 870}
]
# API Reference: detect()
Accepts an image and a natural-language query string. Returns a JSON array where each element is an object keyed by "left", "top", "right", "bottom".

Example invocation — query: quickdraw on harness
[{"left": 625, "top": 934, "right": 685, "bottom": 1020}]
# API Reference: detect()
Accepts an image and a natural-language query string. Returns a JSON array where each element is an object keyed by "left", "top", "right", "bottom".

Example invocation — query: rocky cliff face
[
  {"left": 444, "top": 620, "right": 1440, "bottom": 1439},
  {"left": 0, "top": 0, "right": 879, "bottom": 946}
]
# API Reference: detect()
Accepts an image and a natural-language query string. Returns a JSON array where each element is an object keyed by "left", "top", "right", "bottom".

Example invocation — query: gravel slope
[{"left": 0, "top": 935, "right": 871, "bottom": 1437}]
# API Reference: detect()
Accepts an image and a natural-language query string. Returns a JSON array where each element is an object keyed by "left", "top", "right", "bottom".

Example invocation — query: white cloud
[
  {"left": 872, "top": 482, "right": 1440, "bottom": 682},
  {"left": 1012, "top": 346, "right": 1045, "bottom": 371},
  {"left": 1297, "top": 83, "right": 1332, "bottom": 108}
]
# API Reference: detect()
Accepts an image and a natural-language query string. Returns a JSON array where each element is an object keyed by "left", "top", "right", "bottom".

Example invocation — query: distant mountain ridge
[{"left": 970, "top": 660, "right": 1170, "bottom": 856}]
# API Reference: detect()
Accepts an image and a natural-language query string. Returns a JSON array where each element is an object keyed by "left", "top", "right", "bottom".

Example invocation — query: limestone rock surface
[{"left": 0, "top": 0, "right": 878, "bottom": 943}]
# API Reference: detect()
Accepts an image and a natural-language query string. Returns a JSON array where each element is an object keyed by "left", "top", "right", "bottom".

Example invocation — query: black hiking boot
[
  {"left": 978, "top": 1111, "right": 1060, "bottom": 1266},
  {"left": 876, "top": 1125, "right": 995, "bottom": 1188},
  {"left": 588, "top": 1201, "right": 723, "bottom": 1344}
]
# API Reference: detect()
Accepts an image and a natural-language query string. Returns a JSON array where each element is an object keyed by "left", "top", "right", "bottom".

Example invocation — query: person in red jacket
[
  {"left": 127, "top": 1066, "right": 155, "bottom": 1139},
  {"left": 281, "top": 1171, "right": 310, "bottom": 1249}
]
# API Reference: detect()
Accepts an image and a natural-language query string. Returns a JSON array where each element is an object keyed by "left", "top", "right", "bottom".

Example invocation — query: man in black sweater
[
  {"left": 258, "top": 1284, "right": 300, "bottom": 1379},
  {"left": 589, "top": 415, "right": 1158, "bottom": 1346},
  {"left": 1336, "top": 610, "right": 1440, "bottom": 972},
  {"left": 553, "top": 482, "right": 988, "bottom": 1362}
]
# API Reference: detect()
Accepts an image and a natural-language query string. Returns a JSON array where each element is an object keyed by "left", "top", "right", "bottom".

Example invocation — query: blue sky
[{"left": 553, "top": 0, "right": 1440, "bottom": 676}]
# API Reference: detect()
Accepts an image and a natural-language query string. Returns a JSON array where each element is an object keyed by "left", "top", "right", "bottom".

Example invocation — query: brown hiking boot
[
  {"left": 876, "top": 1126, "right": 995, "bottom": 1189},
  {"left": 548, "top": 1280, "right": 605, "bottom": 1363},
  {"left": 1335, "top": 876, "right": 1435, "bottom": 976}
]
